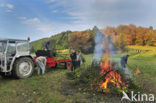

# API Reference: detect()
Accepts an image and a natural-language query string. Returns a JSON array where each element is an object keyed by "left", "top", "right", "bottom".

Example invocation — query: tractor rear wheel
[{"left": 13, "top": 57, "right": 34, "bottom": 79}]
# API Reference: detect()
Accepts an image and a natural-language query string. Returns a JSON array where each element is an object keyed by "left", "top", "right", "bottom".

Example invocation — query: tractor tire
[
  {"left": 13, "top": 57, "right": 34, "bottom": 79},
  {"left": 65, "top": 62, "right": 71, "bottom": 69}
]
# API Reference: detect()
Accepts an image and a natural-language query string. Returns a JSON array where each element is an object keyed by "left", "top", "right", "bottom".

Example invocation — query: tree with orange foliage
[
  {"left": 103, "top": 24, "right": 156, "bottom": 47},
  {"left": 114, "top": 33, "right": 127, "bottom": 50},
  {"left": 135, "top": 27, "right": 148, "bottom": 45},
  {"left": 151, "top": 30, "right": 156, "bottom": 46},
  {"left": 68, "top": 31, "right": 94, "bottom": 53}
]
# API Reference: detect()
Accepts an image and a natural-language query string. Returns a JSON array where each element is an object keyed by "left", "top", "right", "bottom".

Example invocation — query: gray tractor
[{"left": 0, "top": 38, "right": 34, "bottom": 78}]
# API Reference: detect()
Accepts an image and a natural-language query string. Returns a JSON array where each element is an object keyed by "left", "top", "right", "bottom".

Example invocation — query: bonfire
[
  {"left": 99, "top": 49, "right": 128, "bottom": 91},
  {"left": 92, "top": 28, "right": 130, "bottom": 92}
]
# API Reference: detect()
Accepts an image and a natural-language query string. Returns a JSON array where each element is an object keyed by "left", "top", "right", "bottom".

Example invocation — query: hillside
[
  {"left": 30, "top": 24, "right": 156, "bottom": 53},
  {"left": 30, "top": 31, "right": 73, "bottom": 51},
  {"left": 30, "top": 29, "right": 95, "bottom": 53}
]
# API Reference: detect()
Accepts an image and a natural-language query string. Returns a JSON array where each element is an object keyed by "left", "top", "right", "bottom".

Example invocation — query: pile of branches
[{"left": 67, "top": 63, "right": 139, "bottom": 95}]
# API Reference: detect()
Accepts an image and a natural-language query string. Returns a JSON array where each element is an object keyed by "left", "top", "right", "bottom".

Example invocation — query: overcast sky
[{"left": 0, "top": 0, "right": 156, "bottom": 41}]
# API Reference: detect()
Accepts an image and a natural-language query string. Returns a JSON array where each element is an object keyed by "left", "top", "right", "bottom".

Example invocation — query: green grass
[
  {"left": 111, "top": 51, "right": 156, "bottom": 96},
  {"left": 83, "top": 49, "right": 156, "bottom": 96},
  {"left": 74, "top": 51, "right": 156, "bottom": 95},
  {"left": 0, "top": 47, "right": 156, "bottom": 102},
  {"left": 1, "top": 65, "right": 114, "bottom": 103},
  {"left": 0, "top": 69, "right": 93, "bottom": 103},
  {"left": 83, "top": 54, "right": 93, "bottom": 65}
]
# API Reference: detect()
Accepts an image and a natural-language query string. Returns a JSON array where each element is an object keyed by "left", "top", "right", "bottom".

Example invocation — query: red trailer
[{"left": 34, "top": 50, "right": 72, "bottom": 69}]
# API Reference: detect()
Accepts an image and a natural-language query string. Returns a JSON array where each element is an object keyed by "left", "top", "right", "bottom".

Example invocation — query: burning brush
[
  {"left": 92, "top": 27, "right": 130, "bottom": 92},
  {"left": 99, "top": 50, "right": 129, "bottom": 90}
]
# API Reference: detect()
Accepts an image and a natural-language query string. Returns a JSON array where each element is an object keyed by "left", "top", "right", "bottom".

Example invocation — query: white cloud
[
  {"left": 19, "top": 15, "right": 92, "bottom": 38},
  {"left": 0, "top": 3, "right": 14, "bottom": 9},
  {"left": 53, "top": 0, "right": 156, "bottom": 28},
  {"left": 19, "top": 16, "right": 27, "bottom": 20},
  {"left": 6, "top": 4, "right": 14, "bottom": 9},
  {"left": 0, "top": 3, "right": 14, "bottom": 12},
  {"left": 46, "top": 0, "right": 56, "bottom": 3},
  {"left": 6, "top": 9, "right": 12, "bottom": 12},
  {"left": 36, "top": 23, "right": 53, "bottom": 34},
  {"left": 14, "top": 0, "right": 156, "bottom": 40},
  {"left": 23, "top": 17, "right": 41, "bottom": 24},
  {"left": 52, "top": 10, "right": 58, "bottom": 13},
  {"left": 0, "top": 4, "right": 5, "bottom": 7},
  {"left": 20, "top": 17, "right": 54, "bottom": 36}
]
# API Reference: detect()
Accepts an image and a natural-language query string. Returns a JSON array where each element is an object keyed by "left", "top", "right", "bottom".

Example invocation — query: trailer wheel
[
  {"left": 65, "top": 62, "right": 71, "bottom": 69},
  {"left": 13, "top": 57, "right": 34, "bottom": 79}
]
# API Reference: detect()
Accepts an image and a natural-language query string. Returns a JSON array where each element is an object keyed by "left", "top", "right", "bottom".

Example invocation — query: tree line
[
  {"left": 30, "top": 24, "right": 156, "bottom": 53},
  {"left": 102, "top": 24, "right": 156, "bottom": 49}
]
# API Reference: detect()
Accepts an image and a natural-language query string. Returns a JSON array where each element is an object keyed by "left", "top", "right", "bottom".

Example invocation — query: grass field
[
  {"left": 0, "top": 67, "right": 122, "bottom": 103},
  {"left": 84, "top": 50, "right": 156, "bottom": 95},
  {"left": 82, "top": 47, "right": 156, "bottom": 99},
  {"left": 0, "top": 46, "right": 156, "bottom": 103},
  {"left": 0, "top": 68, "right": 93, "bottom": 103}
]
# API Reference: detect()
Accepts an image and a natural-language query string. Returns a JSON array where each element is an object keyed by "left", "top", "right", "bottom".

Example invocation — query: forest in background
[
  {"left": 30, "top": 24, "right": 156, "bottom": 53},
  {"left": 102, "top": 24, "right": 156, "bottom": 49}
]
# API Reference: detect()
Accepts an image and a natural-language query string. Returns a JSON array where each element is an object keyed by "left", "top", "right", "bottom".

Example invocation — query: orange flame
[{"left": 100, "top": 49, "right": 128, "bottom": 89}]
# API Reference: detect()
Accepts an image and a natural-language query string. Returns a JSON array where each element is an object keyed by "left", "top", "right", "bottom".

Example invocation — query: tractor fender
[{"left": 9, "top": 55, "right": 34, "bottom": 72}]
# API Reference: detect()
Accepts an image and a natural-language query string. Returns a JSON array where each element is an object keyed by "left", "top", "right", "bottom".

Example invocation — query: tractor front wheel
[{"left": 13, "top": 57, "right": 34, "bottom": 79}]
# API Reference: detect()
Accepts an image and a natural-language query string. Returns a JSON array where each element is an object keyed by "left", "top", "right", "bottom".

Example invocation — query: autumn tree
[
  {"left": 151, "top": 30, "right": 156, "bottom": 46},
  {"left": 135, "top": 27, "right": 148, "bottom": 45},
  {"left": 68, "top": 31, "right": 94, "bottom": 53},
  {"left": 103, "top": 24, "right": 156, "bottom": 47},
  {"left": 114, "top": 33, "right": 127, "bottom": 50}
]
